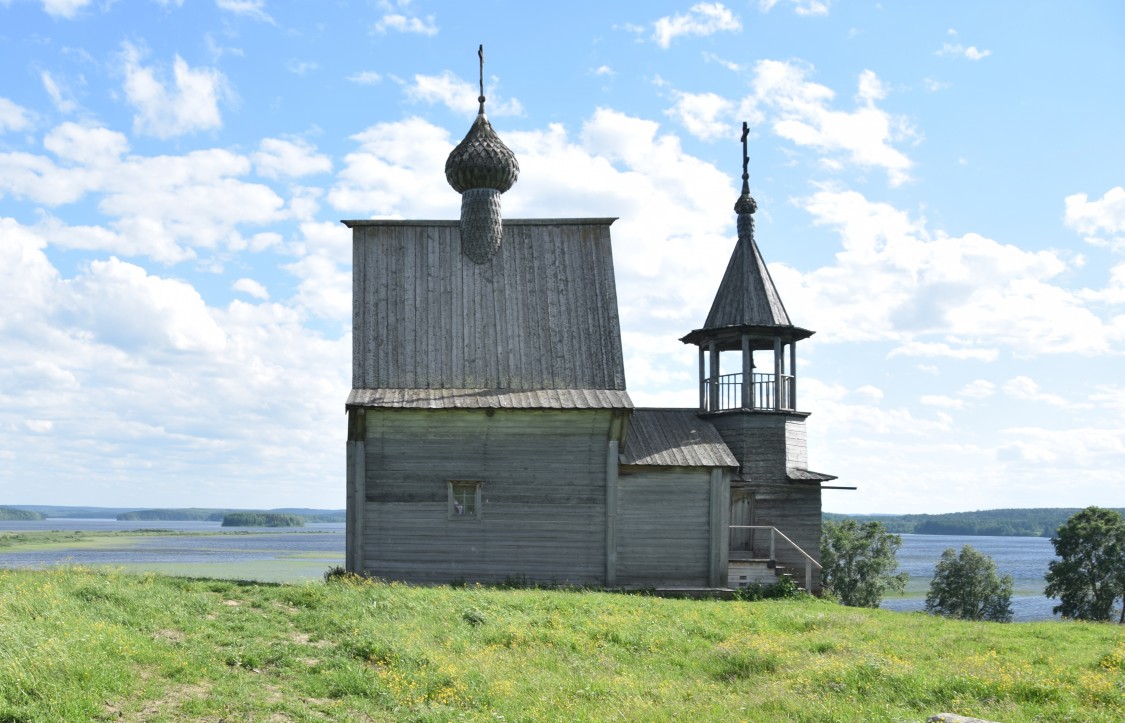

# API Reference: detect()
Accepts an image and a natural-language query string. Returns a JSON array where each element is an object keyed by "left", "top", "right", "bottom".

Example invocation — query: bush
[{"left": 731, "top": 575, "right": 806, "bottom": 602}]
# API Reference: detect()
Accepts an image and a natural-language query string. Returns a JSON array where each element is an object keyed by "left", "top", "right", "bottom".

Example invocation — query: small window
[{"left": 448, "top": 481, "right": 482, "bottom": 520}]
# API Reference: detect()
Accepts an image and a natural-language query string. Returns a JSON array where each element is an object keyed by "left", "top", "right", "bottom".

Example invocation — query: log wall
[
  {"left": 615, "top": 467, "right": 712, "bottom": 587},
  {"left": 360, "top": 408, "right": 613, "bottom": 585}
]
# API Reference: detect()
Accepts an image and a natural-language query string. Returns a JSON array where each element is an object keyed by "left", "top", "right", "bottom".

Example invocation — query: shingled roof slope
[{"left": 620, "top": 408, "right": 738, "bottom": 467}]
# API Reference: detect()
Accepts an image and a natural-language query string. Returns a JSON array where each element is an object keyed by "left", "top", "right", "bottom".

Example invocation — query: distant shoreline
[{"left": 1, "top": 505, "right": 345, "bottom": 524}]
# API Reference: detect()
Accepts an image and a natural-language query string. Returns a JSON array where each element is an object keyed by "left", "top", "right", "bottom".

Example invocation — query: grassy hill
[
  {"left": 1, "top": 567, "right": 1122, "bottom": 721},
  {"left": 823, "top": 508, "right": 1125, "bottom": 537}
]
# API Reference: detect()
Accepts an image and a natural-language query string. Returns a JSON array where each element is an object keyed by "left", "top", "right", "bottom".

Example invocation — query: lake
[
  {"left": 0, "top": 518, "right": 345, "bottom": 583},
  {"left": 881, "top": 533, "right": 1059, "bottom": 622},
  {"left": 1, "top": 522, "right": 1062, "bottom": 620}
]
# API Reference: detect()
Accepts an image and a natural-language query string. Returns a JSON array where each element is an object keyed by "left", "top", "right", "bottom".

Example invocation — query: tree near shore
[
  {"left": 925, "top": 545, "right": 1013, "bottom": 622},
  {"left": 1044, "top": 506, "right": 1125, "bottom": 623},
  {"left": 820, "top": 520, "right": 908, "bottom": 608}
]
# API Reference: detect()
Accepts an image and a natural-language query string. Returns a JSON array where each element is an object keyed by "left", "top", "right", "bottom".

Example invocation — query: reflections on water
[
  {"left": 0, "top": 518, "right": 344, "bottom": 583},
  {"left": 881, "top": 533, "right": 1059, "bottom": 622}
]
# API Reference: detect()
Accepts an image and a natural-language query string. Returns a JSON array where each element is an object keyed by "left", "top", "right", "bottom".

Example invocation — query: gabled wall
[{"left": 348, "top": 219, "right": 625, "bottom": 391}]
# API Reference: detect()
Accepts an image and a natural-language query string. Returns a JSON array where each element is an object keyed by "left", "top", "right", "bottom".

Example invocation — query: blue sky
[{"left": 1, "top": 0, "right": 1123, "bottom": 513}]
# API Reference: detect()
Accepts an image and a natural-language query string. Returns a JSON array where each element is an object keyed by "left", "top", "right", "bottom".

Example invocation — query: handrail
[{"left": 729, "top": 525, "right": 821, "bottom": 590}]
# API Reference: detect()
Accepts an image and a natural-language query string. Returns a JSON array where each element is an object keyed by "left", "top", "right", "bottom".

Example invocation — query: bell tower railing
[{"left": 702, "top": 372, "right": 794, "bottom": 412}]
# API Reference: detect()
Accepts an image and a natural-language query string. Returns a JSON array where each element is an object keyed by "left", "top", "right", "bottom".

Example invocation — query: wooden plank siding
[
  {"left": 361, "top": 408, "right": 614, "bottom": 585},
  {"left": 346, "top": 220, "right": 626, "bottom": 392},
  {"left": 614, "top": 467, "right": 713, "bottom": 587},
  {"left": 752, "top": 484, "right": 822, "bottom": 592}
]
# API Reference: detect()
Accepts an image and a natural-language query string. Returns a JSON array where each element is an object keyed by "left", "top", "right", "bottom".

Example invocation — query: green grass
[{"left": 1, "top": 567, "right": 1123, "bottom": 722}]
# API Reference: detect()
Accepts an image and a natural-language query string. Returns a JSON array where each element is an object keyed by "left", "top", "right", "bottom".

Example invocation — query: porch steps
[{"left": 728, "top": 559, "right": 803, "bottom": 591}]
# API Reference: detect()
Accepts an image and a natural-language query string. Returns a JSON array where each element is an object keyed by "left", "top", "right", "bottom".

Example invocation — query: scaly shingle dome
[{"left": 445, "top": 110, "right": 519, "bottom": 194}]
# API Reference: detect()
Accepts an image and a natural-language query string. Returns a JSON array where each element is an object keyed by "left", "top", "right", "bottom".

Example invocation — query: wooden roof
[
  {"left": 620, "top": 408, "right": 739, "bottom": 468},
  {"left": 347, "top": 219, "right": 626, "bottom": 392},
  {"left": 347, "top": 388, "right": 632, "bottom": 410},
  {"left": 680, "top": 224, "right": 813, "bottom": 348},
  {"left": 705, "top": 231, "right": 790, "bottom": 329}
]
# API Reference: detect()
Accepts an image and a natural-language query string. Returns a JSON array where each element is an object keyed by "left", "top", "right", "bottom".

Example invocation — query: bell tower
[
  {"left": 680, "top": 123, "right": 814, "bottom": 421},
  {"left": 680, "top": 124, "right": 836, "bottom": 589}
]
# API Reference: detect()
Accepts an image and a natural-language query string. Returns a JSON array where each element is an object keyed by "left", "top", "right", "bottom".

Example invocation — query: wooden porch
[{"left": 728, "top": 525, "right": 821, "bottom": 592}]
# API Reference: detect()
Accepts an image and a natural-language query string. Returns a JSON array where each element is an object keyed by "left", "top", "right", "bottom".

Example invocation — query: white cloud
[
  {"left": 44, "top": 121, "right": 129, "bottom": 166},
  {"left": 759, "top": 0, "right": 832, "bottom": 16},
  {"left": 651, "top": 2, "right": 741, "bottom": 49},
  {"left": 252, "top": 138, "right": 332, "bottom": 179},
  {"left": 888, "top": 342, "right": 998, "bottom": 362},
  {"left": 1065, "top": 186, "right": 1125, "bottom": 249},
  {"left": 0, "top": 97, "right": 32, "bottom": 133},
  {"left": 701, "top": 52, "right": 744, "bottom": 72},
  {"left": 286, "top": 59, "right": 318, "bottom": 77},
  {"left": 328, "top": 116, "right": 458, "bottom": 217},
  {"left": 665, "top": 91, "right": 733, "bottom": 141},
  {"left": 958, "top": 379, "right": 995, "bottom": 398},
  {"left": 41, "top": 71, "right": 78, "bottom": 113},
  {"left": 284, "top": 254, "right": 352, "bottom": 321},
  {"left": 998, "top": 426, "right": 1125, "bottom": 467},
  {"left": 374, "top": 13, "right": 438, "bottom": 36},
  {"left": 773, "top": 189, "right": 1114, "bottom": 356},
  {"left": 937, "top": 43, "right": 991, "bottom": 61},
  {"left": 750, "top": 61, "right": 915, "bottom": 186},
  {"left": 40, "top": 0, "right": 91, "bottom": 18},
  {"left": 0, "top": 123, "right": 289, "bottom": 262},
  {"left": 347, "top": 71, "right": 383, "bottom": 85},
  {"left": 233, "top": 277, "right": 269, "bottom": 300},
  {"left": 1080, "top": 263, "right": 1125, "bottom": 305},
  {"left": 922, "top": 78, "right": 951, "bottom": 93},
  {"left": 215, "top": 0, "right": 273, "bottom": 23},
  {"left": 62, "top": 256, "right": 228, "bottom": 353},
  {"left": 1002, "top": 375, "right": 1069, "bottom": 407},
  {"left": 593, "top": 65, "right": 615, "bottom": 77},
  {"left": 855, "top": 385, "right": 883, "bottom": 400},
  {"left": 293, "top": 221, "right": 352, "bottom": 264},
  {"left": 0, "top": 223, "right": 350, "bottom": 506},
  {"left": 920, "top": 395, "right": 965, "bottom": 409},
  {"left": 120, "top": 43, "right": 230, "bottom": 139},
  {"left": 400, "top": 71, "right": 524, "bottom": 118}
]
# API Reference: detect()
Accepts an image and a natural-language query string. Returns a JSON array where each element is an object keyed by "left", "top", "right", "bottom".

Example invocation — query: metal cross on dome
[
  {"left": 741, "top": 121, "right": 750, "bottom": 183},
  {"left": 478, "top": 44, "right": 485, "bottom": 113}
]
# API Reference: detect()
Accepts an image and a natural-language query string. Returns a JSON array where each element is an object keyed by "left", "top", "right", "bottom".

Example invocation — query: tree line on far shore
[
  {"left": 824, "top": 507, "right": 1125, "bottom": 538},
  {"left": 821, "top": 507, "right": 1125, "bottom": 624},
  {"left": 0, "top": 507, "right": 46, "bottom": 521},
  {"left": 116, "top": 508, "right": 344, "bottom": 523},
  {"left": 221, "top": 512, "right": 305, "bottom": 528}
]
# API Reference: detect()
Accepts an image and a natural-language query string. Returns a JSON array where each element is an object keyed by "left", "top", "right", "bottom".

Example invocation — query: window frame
[{"left": 447, "top": 480, "right": 483, "bottom": 520}]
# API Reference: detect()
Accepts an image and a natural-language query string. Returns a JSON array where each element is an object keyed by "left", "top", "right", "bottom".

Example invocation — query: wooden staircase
[
  {"left": 728, "top": 526, "right": 821, "bottom": 592},
  {"left": 728, "top": 555, "right": 803, "bottom": 591}
]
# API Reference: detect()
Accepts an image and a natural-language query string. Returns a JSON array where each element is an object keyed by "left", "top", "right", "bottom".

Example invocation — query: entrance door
[{"left": 729, "top": 488, "right": 754, "bottom": 556}]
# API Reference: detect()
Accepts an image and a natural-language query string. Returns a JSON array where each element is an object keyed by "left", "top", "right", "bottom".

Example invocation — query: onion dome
[
  {"left": 445, "top": 45, "right": 519, "bottom": 264},
  {"left": 445, "top": 112, "right": 520, "bottom": 194}
]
